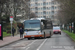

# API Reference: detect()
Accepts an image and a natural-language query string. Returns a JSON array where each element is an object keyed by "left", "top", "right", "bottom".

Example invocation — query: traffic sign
[
  {"left": 10, "top": 16, "right": 13, "bottom": 18},
  {"left": 10, "top": 16, "right": 13, "bottom": 21}
]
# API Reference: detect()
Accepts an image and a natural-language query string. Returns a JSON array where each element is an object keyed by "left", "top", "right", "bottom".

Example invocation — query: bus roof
[
  {"left": 30, "top": 18, "right": 51, "bottom": 21},
  {"left": 30, "top": 18, "right": 45, "bottom": 21},
  {"left": 25, "top": 20, "right": 40, "bottom": 23}
]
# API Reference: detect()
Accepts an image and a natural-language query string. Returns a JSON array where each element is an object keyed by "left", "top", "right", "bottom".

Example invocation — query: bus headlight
[
  {"left": 24, "top": 32, "right": 26, "bottom": 35},
  {"left": 38, "top": 32, "right": 41, "bottom": 34}
]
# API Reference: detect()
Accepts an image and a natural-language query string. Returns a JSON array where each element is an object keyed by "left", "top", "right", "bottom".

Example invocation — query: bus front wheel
[
  {"left": 44, "top": 32, "right": 46, "bottom": 38},
  {"left": 28, "top": 38, "right": 30, "bottom": 40}
]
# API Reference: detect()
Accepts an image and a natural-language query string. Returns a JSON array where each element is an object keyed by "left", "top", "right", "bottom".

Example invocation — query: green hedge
[
  {"left": 63, "top": 30, "right": 75, "bottom": 41},
  {"left": 3, "top": 32, "right": 11, "bottom": 37}
]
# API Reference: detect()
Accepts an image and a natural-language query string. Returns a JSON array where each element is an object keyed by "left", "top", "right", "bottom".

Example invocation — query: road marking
[
  {"left": 26, "top": 47, "right": 30, "bottom": 50},
  {"left": 37, "top": 39, "right": 47, "bottom": 50},
  {"left": 24, "top": 40, "right": 37, "bottom": 49},
  {"left": 27, "top": 40, "right": 37, "bottom": 47}
]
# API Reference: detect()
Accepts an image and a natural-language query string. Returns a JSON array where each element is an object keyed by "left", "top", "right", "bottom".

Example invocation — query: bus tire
[
  {"left": 44, "top": 32, "right": 46, "bottom": 39},
  {"left": 28, "top": 38, "right": 30, "bottom": 40},
  {"left": 60, "top": 33, "right": 61, "bottom": 35},
  {"left": 49, "top": 32, "right": 51, "bottom": 38}
]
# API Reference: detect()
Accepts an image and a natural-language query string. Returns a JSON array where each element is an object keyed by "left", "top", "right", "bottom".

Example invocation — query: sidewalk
[{"left": 0, "top": 34, "right": 23, "bottom": 47}]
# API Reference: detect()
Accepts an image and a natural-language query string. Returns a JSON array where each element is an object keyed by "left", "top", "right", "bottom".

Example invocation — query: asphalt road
[{"left": 1, "top": 31, "right": 75, "bottom": 50}]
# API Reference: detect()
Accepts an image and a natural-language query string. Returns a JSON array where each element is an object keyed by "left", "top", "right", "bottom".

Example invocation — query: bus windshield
[{"left": 24, "top": 20, "right": 40, "bottom": 31}]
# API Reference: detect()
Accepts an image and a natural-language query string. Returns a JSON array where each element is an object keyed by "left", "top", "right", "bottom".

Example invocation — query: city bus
[{"left": 24, "top": 18, "right": 53, "bottom": 40}]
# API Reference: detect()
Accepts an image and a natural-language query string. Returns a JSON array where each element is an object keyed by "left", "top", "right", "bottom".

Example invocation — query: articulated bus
[{"left": 24, "top": 18, "right": 53, "bottom": 40}]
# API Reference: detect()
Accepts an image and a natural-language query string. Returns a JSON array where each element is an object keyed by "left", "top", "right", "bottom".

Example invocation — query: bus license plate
[{"left": 31, "top": 36, "right": 34, "bottom": 37}]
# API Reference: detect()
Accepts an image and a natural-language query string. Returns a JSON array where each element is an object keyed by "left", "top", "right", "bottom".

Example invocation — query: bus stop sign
[{"left": 10, "top": 16, "right": 13, "bottom": 22}]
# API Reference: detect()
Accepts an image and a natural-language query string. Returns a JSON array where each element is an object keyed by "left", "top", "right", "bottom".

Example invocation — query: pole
[
  {"left": 11, "top": 22, "right": 12, "bottom": 37},
  {"left": 72, "top": 22, "right": 74, "bottom": 33},
  {"left": 10, "top": 16, "right": 13, "bottom": 37}
]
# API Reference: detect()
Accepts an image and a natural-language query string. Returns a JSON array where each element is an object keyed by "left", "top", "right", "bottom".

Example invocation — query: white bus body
[{"left": 24, "top": 18, "right": 53, "bottom": 40}]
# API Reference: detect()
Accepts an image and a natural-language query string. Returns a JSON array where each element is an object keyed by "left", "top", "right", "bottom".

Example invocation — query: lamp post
[
  {"left": 69, "top": 23, "right": 72, "bottom": 32},
  {"left": 72, "top": 22, "right": 74, "bottom": 33}
]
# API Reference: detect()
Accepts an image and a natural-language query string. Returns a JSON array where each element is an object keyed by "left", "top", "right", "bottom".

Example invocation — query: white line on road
[
  {"left": 27, "top": 40, "right": 37, "bottom": 47},
  {"left": 37, "top": 39, "right": 47, "bottom": 50},
  {"left": 24, "top": 40, "right": 37, "bottom": 49}
]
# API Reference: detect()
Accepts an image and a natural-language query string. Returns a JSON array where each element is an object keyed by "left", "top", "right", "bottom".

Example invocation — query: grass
[
  {"left": 3, "top": 22, "right": 17, "bottom": 37},
  {"left": 63, "top": 30, "right": 75, "bottom": 41},
  {"left": 3, "top": 32, "right": 11, "bottom": 37}
]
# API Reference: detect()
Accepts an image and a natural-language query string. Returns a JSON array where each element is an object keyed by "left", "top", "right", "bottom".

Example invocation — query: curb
[
  {"left": 62, "top": 31, "right": 75, "bottom": 42},
  {"left": 0, "top": 38, "right": 24, "bottom": 48}
]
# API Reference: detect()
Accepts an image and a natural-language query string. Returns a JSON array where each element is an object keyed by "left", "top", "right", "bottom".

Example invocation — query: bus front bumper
[{"left": 24, "top": 35, "right": 43, "bottom": 38}]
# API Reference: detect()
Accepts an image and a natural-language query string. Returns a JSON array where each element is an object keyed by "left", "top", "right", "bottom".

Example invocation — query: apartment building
[{"left": 30, "top": 0, "right": 59, "bottom": 21}]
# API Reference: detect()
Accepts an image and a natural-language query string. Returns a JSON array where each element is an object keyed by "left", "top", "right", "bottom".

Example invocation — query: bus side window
[{"left": 41, "top": 22, "right": 43, "bottom": 25}]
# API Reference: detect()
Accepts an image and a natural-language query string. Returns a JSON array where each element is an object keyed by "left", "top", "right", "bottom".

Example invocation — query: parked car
[{"left": 53, "top": 26, "right": 61, "bottom": 35}]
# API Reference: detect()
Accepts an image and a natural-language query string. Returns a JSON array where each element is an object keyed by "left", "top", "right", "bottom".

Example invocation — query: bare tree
[
  {"left": 0, "top": 0, "right": 30, "bottom": 22},
  {"left": 30, "top": 13, "right": 38, "bottom": 18},
  {"left": 55, "top": 0, "right": 75, "bottom": 24},
  {"left": 13, "top": 0, "right": 30, "bottom": 20},
  {"left": 0, "top": 0, "right": 10, "bottom": 22}
]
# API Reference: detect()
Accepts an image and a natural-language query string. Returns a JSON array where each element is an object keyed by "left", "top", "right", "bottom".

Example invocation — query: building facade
[{"left": 30, "top": 0, "right": 59, "bottom": 21}]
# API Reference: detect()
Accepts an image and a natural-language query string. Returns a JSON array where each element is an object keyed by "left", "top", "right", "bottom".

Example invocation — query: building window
[
  {"left": 38, "top": 8, "right": 40, "bottom": 10},
  {"left": 51, "top": 2, "right": 54, "bottom": 5},
  {"left": 41, "top": 8, "right": 42, "bottom": 10},
  {"left": 33, "top": 0, "right": 35, "bottom": 1},
  {"left": 39, "top": 3, "right": 40, "bottom": 6},
  {"left": 41, "top": 3, "right": 42, "bottom": 5},
  {"left": 49, "top": 16, "right": 51, "bottom": 18},
  {"left": 39, "top": 12, "right": 41, "bottom": 15},
  {"left": 46, "top": 12, "right": 48, "bottom": 14},
  {"left": 43, "top": 11, "right": 46, "bottom": 14},
  {"left": 49, "top": 7, "right": 50, "bottom": 10},
  {"left": 49, "top": 12, "right": 50, "bottom": 14},
  {"left": 43, "top": 7, "right": 46, "bottom": 10},
  {"left": 47, "top": 16, "right": 48, "bottom": 18},
  {"left": 30, "top": 0, "right": 31, "bottom": 1},
  {"left": 43, "top": 16, "right": 46, "bottom": 18},
  {"left": 55, "top": 7, "right": 58, "bottom": 9},
  {"left": 35, "top": 0, "right": 38, "bottom": 2},
  {"left": 51, "top": 6, "right": 54, "bottom": 10},
  {"left": 49, "top": 2, "right": 51, "bottom": 5},
  {"left": 46, "top": 2, "right": 48, "bottom": 5},
  {"left": 51, "top": 0, "right": 54, "bottom": 2},
  {"left": 43, "top": 2, "right": 46, "bottom": 5},
  {"left": 51, "top": 11, "right": 54, "bottom": 15},
  {"left": 38, "top": 3, "right": 40, "bottom": 6},
  {"left": 47, "top": 7, "right": 49, "bottom": 10},
  {"left": 43, "top": 0, "right": 46, "bottom": 1},
  {"left": 41, "top": 12, "right": 42, "bottom": 14}
]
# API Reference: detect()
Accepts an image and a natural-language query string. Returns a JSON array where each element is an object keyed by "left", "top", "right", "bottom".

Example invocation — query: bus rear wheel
[{"left": 49, "top": 32, "right": 51, "bottom": 38}]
